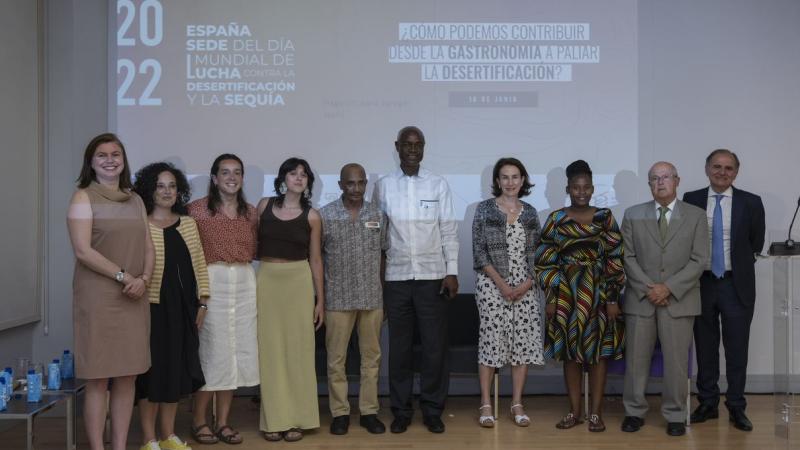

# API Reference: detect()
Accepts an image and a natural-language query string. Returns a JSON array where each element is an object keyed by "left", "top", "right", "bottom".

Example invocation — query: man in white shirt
[{"left": 372, "top": 126, "right": 459, "bottom": 434}]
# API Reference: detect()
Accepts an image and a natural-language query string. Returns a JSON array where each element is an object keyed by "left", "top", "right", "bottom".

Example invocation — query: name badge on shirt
[
  {"left": 419, "top": 200, "right": 438, "bottom": 209},
  {"left": 365, "top": 221, "right": 380, "bottom": 229}
]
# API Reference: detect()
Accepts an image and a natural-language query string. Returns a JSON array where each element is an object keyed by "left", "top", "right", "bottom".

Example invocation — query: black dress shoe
[
  {"left": 359, "top": 414, "right": 386, "bottom": 434},
  {"left": 729, "top": 409, "right": 753, "bottom": 431},
  {"left": 621, "top": 416, "right": 644, "bottom": 432},
  {"left": 330, "top": 415, "right": 350, "bottom": 435},
  {"left": 666, "top": 422, "right": 686, "bottom": 436},
  {"left": 390, "top": 416, "right": 411, "bottom": 434},
  {"left": 423, "top": 415, "right": 445, "bottom": 433},
  {"left": 690, "top": 404, "right": 719, "bottom": 423}
]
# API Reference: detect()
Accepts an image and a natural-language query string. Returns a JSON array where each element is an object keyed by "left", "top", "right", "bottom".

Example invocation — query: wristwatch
[{"left": 114, "top": 269, "right": 125, "bottom": 283}]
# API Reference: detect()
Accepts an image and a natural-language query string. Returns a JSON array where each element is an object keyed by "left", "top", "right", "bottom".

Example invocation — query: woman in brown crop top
[{"left": 254, "top": 157, "right": 324, "bottom": 442}]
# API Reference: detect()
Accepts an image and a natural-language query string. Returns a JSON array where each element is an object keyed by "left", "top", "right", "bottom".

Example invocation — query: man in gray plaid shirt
[{"left": 319, "top": 163, "right": 387, "bottom": 436}]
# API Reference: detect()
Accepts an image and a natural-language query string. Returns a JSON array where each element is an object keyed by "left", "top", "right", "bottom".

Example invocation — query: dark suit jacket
[{"left": 683, "top": 186, "right": 766, "bottom": 306}]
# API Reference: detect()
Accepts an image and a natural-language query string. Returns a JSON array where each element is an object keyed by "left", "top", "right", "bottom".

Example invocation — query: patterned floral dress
[
  {"left": 534, "top": 208, "right": 625, "bottom": 364},
  {"left": 476, "top": 219, "right": 544, "bottom": 367}
]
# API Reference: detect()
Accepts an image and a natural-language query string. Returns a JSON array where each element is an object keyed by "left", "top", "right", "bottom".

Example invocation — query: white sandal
[
  {"left": 478, "top": 404, "right": 496, "bottom": 428},
  {"left": 510, "top": 403, "right": 531, "bottom": 427}
]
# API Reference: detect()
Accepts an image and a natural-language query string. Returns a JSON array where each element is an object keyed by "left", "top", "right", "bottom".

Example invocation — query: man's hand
[
  {"left": 441, "top": 275, "right": 458, "bottom": 299},
  {"left": 646, "top": 283, "right": 671, "bottom": 306}
]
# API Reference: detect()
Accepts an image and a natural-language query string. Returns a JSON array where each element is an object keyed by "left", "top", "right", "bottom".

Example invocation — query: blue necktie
[{"left": 711, "top": 194, "right": 725, "bottom": 277}]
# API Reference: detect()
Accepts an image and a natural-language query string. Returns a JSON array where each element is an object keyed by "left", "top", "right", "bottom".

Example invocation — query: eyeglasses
[
  {"left": 398, "top": 141, "right": 424, "bottom": 151},
  {"left": 648, "top": 175, "right": 675, "bottom": 184}
]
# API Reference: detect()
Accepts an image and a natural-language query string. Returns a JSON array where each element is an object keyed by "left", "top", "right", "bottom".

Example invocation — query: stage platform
[{"left": 0, "top": 394, "right": 780, "bottom": 449}]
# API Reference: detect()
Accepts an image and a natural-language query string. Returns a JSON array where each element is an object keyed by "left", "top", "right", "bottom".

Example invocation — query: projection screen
[{"left": 110, "top": 0, "right": 638, "bottom": 289}]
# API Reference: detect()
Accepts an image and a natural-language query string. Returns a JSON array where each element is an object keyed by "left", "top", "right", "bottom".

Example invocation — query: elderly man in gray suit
[{"left": 620, "top": 162, "right": 709, "bottom": 437}]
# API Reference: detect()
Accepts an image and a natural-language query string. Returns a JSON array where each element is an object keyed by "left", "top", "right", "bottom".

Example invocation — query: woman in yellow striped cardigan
[{"left": 133, "top": 162, "right": 210, "bottom": 450}]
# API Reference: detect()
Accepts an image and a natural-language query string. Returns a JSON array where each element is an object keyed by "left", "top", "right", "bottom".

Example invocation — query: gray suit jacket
[{"left": 620, "top": 199, "right": 709, "bottom": 318}]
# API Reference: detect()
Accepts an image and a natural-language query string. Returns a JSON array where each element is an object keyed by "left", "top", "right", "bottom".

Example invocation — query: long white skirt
[{"left": 198, "top": 263, "right": 260, "bottom": 390}]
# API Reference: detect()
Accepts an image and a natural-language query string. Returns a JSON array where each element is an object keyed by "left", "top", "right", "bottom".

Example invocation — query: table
[
  {"left": 42, "top": 378, "right": 87, "bottom": 450},
  {"left": 0, "top": 393, "right": 69, "bottom": 450}
]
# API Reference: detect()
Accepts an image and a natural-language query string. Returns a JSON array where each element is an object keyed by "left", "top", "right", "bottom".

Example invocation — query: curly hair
[
  {"left": 273, "top": 157, "right": 315, "bottom": 208},
  {"left": 566, "top": 159, "right": 592, "bottom": 182},
  {"left": 396, "top": 125, "right": 426, "bottom": 143},
  {"left": 133, "top": 162, "right": 191, "bottom": 215}
]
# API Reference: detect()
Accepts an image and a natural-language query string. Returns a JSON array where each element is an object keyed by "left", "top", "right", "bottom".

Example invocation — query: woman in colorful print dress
[{"left": 534, "top": 160, "right": 625, "bottom": 432}]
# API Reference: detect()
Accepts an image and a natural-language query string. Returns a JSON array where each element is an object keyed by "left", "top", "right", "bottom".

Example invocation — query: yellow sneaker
[
  {"left": 159, "top": 435, "right": 192, "bottom": 450},
  {"left": 140, "top": 440, "right": 160, "bottom": 450}
]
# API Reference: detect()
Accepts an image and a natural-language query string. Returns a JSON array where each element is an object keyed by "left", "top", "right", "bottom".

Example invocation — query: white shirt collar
[
  {"left": 655, "top": 197, "right": 677, "bottom": 212},
  {"left": 392, "top": 166, "right": 430, "bottom": 179},
  {"left": 707, "top": 186, "right": 733, "bottom": 198}
]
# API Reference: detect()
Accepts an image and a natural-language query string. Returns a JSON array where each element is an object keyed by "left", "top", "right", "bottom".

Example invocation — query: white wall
[
  {"left": 30, "top": 0, "right": 111, "bottom": 366},
  {"left": 637, "top": 0, "right": 800, "bottom": 388},
  {"left": 0, "top": 0, "right": 40, "bottom": 366}
]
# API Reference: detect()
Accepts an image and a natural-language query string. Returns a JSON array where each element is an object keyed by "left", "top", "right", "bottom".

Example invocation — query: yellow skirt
[{"left": 256, "top": 260, "right": 320, "bottom": 432}]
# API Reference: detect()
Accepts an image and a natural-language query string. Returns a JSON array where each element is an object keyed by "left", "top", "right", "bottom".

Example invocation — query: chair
[{"left": 412, "top": 294, "right": 499, "bottom": 417}]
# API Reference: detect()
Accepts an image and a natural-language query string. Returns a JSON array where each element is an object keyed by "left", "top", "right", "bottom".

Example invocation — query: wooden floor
[{"left": 0, "top": 394, "right": 791, "bottom": 449}]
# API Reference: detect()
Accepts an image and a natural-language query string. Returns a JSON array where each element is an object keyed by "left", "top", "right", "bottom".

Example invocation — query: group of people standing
[{"left": 67, "top": 126, "right": 765, "bottom": 450}]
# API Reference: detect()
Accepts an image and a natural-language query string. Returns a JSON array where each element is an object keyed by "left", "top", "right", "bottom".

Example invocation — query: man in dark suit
[{"left": 683, "top": 149, "right": 766, "bottom": 431}]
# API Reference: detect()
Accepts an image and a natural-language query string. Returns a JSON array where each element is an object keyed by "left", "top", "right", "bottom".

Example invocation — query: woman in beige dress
[
  {"left": 67, "top": 133, "right": 155, "bottom": 450},
  {"left": 255, "top": 157, "right": 325, "bottom": 442}
]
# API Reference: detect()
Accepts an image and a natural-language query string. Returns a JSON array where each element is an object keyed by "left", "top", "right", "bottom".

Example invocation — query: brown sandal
[
  {"left": 555, "top": 412, "right": 584, "bottom": 429},
  {"left": 190, "top": 423, "right": 219, "bottom": 445},
  {"left": 588, "top": 414, "right": 606, "bottom": 432},
  {"left": 262, "top": 431, "right": 283, "bottom": 441},
  {"left": 215, "top": 425, "right": 243, "bottom": 445},
  {"left": 283, "top": 428, "right": 303, "bottom": 442}
]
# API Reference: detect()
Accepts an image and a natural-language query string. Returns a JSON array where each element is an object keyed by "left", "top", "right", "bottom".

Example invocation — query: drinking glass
[{"left": 16, "top": 356, "right": 30, "bottom": 382}]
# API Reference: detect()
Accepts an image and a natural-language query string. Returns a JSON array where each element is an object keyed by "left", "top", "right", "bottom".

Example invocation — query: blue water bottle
[
  {"left": 0, "top": 378, "right": 7, "bottom": 411},
  {"left": 0, "top": 377, "right": 7, "bottom": 400},
  {"left": 48, "top": 360, "right": 61, "bottom": 390},
  {"left": 4, "top": 368, "right": 14, "bottom": 399},
  {"left": 26, "top": 369, "right": 41, "bottom": 403},
  {"left": 1, "top": 368, "right": 11, "bottom": 398},
  {"left": 61, "top": 350, "right": 74, "bottom": 379}
]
